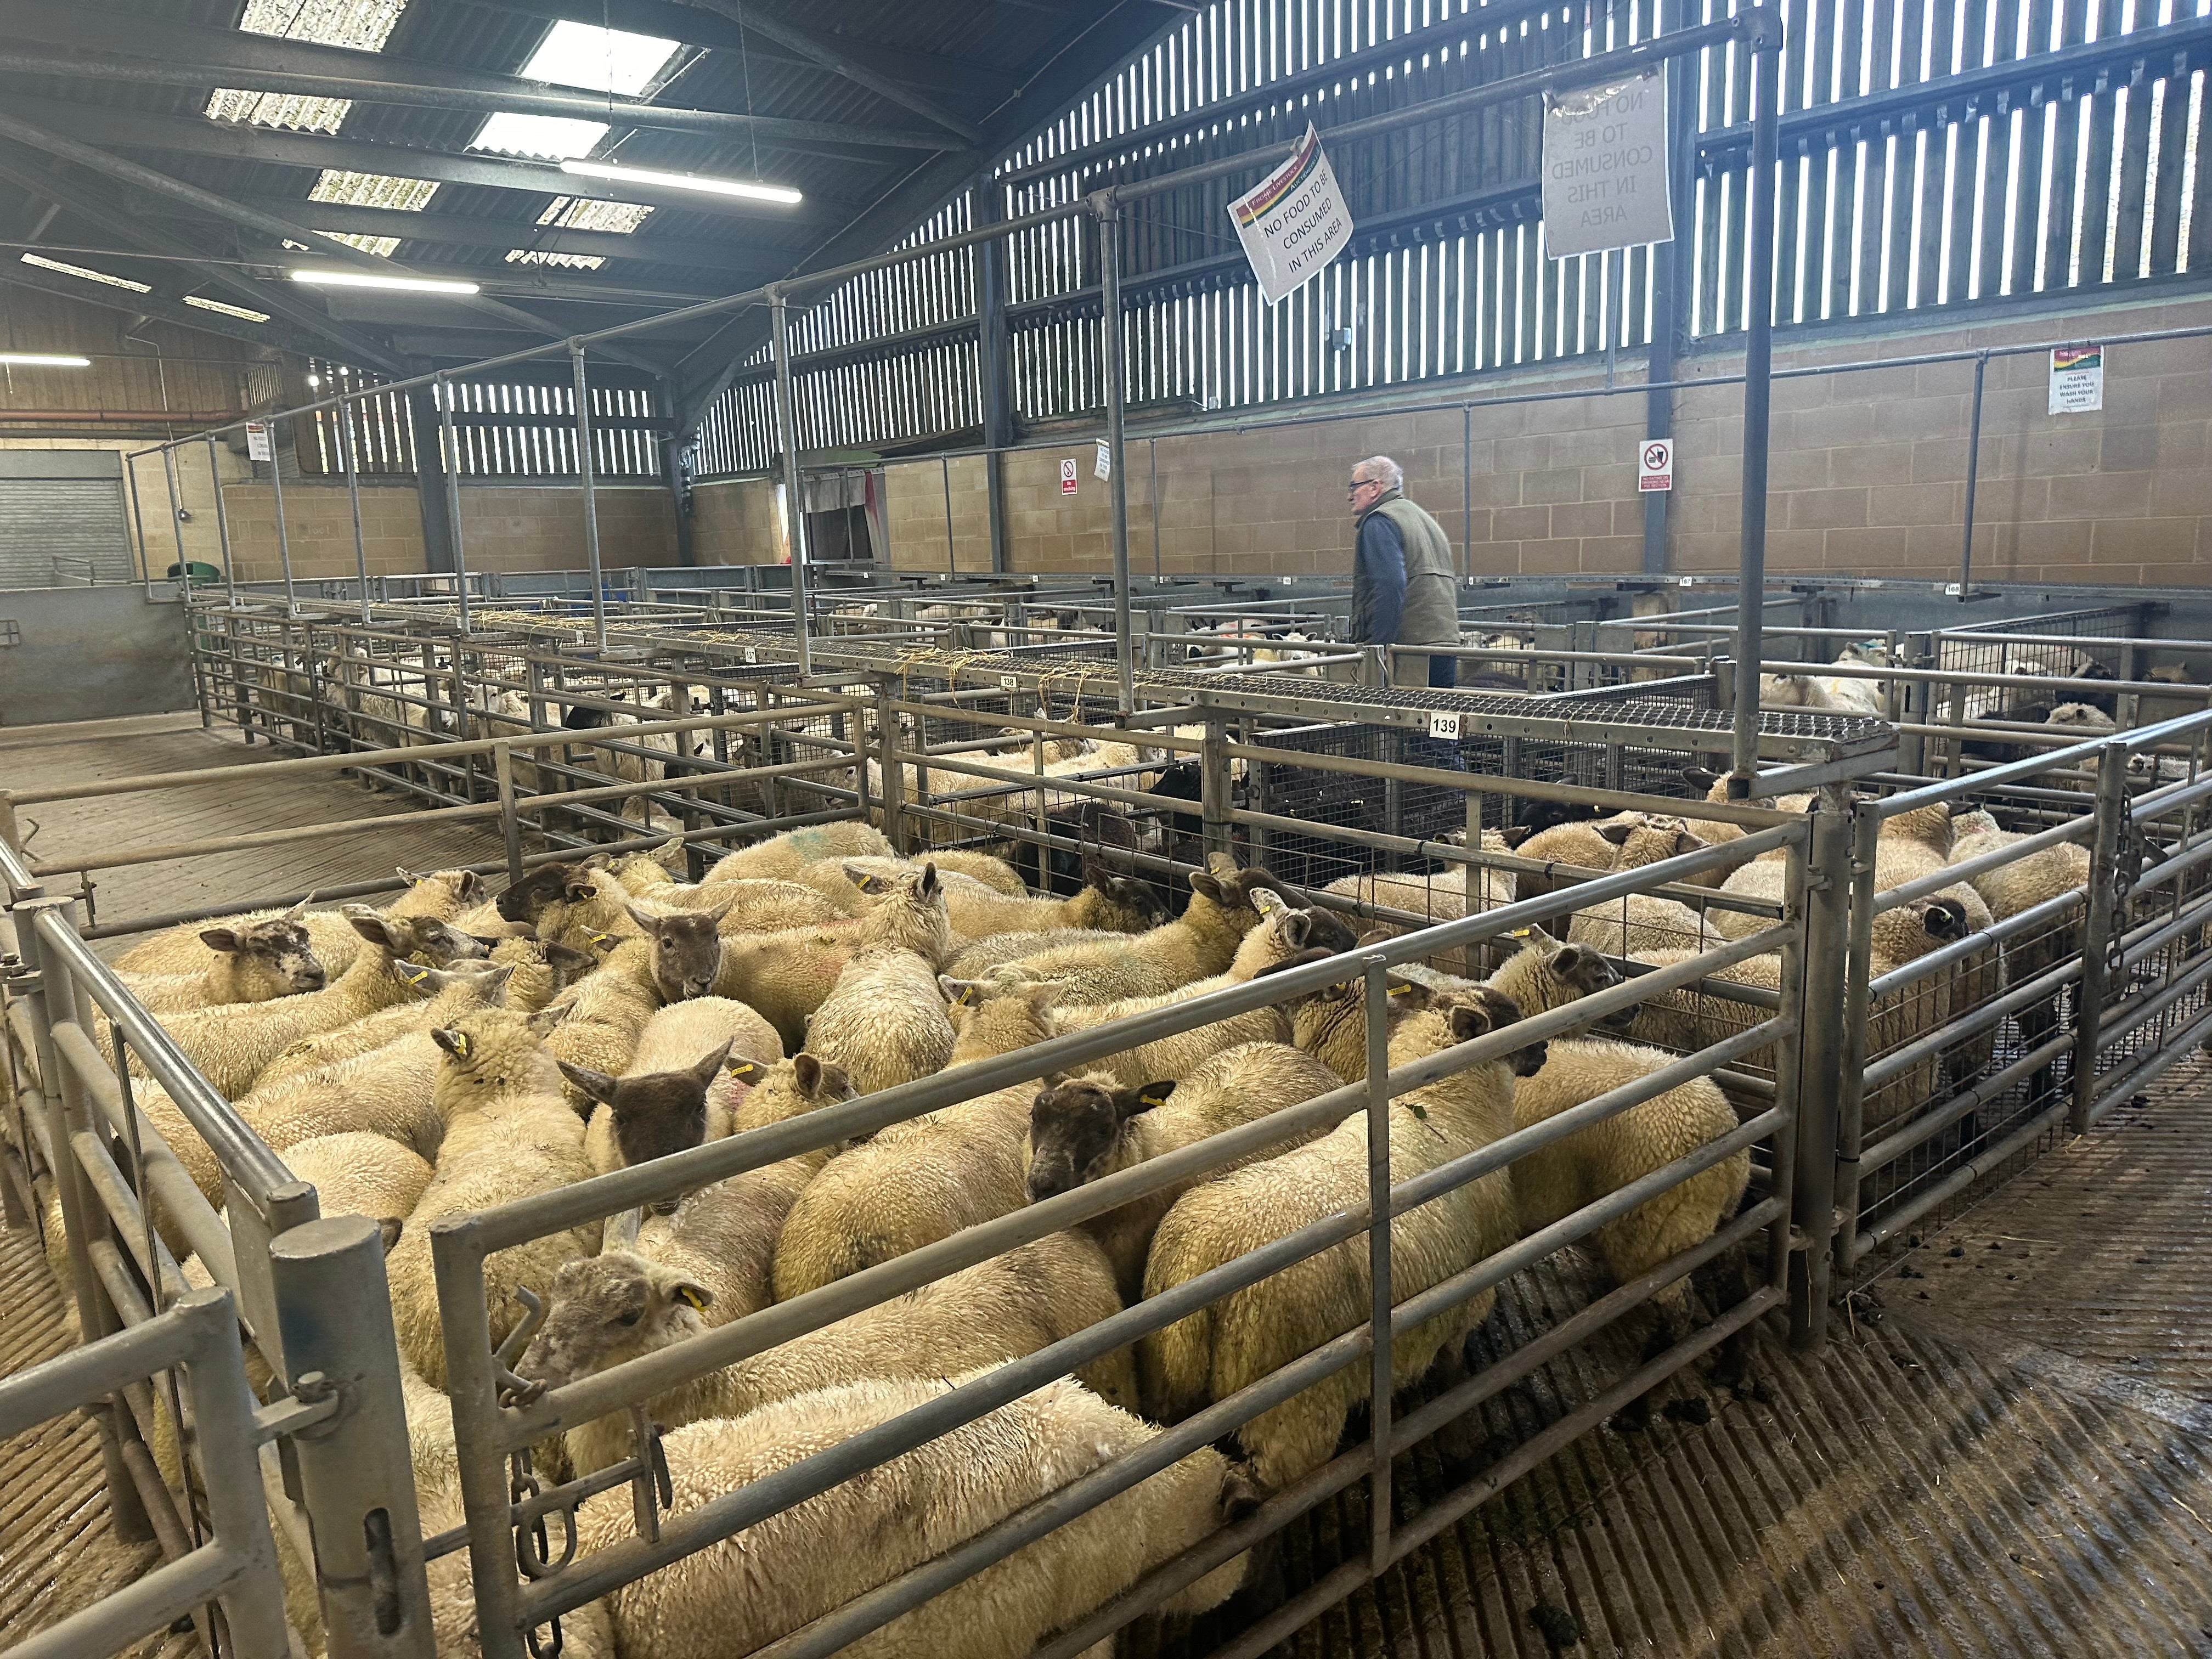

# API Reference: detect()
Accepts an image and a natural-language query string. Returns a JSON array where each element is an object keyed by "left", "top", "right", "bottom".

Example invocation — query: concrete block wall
[
  {"left": 874, "top": 291, "right": 2212, "bottom": 586},
  {"left": 691, "top": 476, "right": 784, "bottom": 564},
  {"left": 0, "top": 434, "right": 249, "bottom": 575}
]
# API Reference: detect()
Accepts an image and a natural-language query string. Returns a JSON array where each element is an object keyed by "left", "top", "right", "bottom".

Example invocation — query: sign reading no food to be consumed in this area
[
  {"left": 1541, "top": 70, "right": 1674, "bottom": 258},
  {"left": 1638, "top": 438, "right": 1673, "bottom": 493},
  {"left": 1228, "top": 123, "right": 1355, "bottom": 305}
]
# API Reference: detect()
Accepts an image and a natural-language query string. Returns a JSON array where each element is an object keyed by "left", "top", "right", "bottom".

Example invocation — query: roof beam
[
  {"left": 465, "top": 0, "right": 1017, "bottom": 100},
  {"left": 215, "top": 200, "right": 793, "bottom": 276},
  {"left": 0, "top": 93, "right": 842, "bottom": 223},
  {"left": 0, "top": 2, "right": 955, "bottom": 156},
  {"left": 675, "top": 1, "right": 984, "bottom": 143},
  {"left": 0, "top": 257, "right": 322, "bottom": 357},
  {"left": 0, "top": 114, "right": 676, "bottom": 377},
  {"left": 0, "top": 145, "right": 407, "bottom": 372}
]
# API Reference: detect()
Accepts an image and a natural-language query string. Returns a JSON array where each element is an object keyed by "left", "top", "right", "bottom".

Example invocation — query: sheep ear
[
  {"left": 557, "top": 1060, "right": 619, "bottom": 1105},
  {"left": 1250, "top": 886, "right": 1288, "bottom": 917},
  {"left": 1188, "top": 872, "right": 1224, "bottom": 903},
  {"left": 1675, "top": 828, "right": 1708, "bottom": 856},
  {"left": 527, "top": 1003, "right": 572, "bottom": 1037},
  {"left": 690, "top": 1040, "right": 734, "bottom": 1091},
  {"left": 395, "top": 865, "right": 422, "bottom": 885},
  {"left": 397, "top": 963, "right": 444, "bottom": 996},
  {"left": 376, "top": 1217, "right": 404, "bottom": 1255},
  {"left": 347, "top": 912, "right": 404, "bottom": 949},
  {"left": 1449, "top": 1002, "right": 1495, "bottom": 1042},
  {"left": 543, "top": 943, "right": 594, "bottom": 972},
  {"left": 281, "top": 891, "right": 317, "bottom": 921},
  {"left": 842, "top": 865, "right": 879, "bottom": 893},
  {"left": 1205, "top": 851, "right": 1240, "bottom": 878},
  {"left": 1277, "top": 911, "right": 1312, "bottom": 952},
  {"left": 1019, "top": 981, "right": 1061, "bottom": 1015},
  {"left": 1383, "top": 974, "right": 1434, "bottom": 1012},
  {"left": 1501, "top": 824, "right": 1538, "bottom": 849},
  {"left": 724, "top": 1057, "right": 762, "bottom": 1084},
  {"left": 1218, "top": 1462, "right": 1270, "bottom": 1525},
  {"left": 622, "top": 902, "right": 663, "bottom": 936},
  {"left": 199, "top": 928, "right": 244, "bottom": 953},
  {"left": 565, "top": 874, "right": 601, "bottom": 902},
  {"left": 669, "top": 1280, "right": 713, "bottom": 1312},
  {"left": 917, "top": 862, "right": 939, "bottom": 898},
  {"left": 938, "top": 976, "right": 987, "bottom": 1007},
  {"left": 1549, "top": 943, "right": 1590, "bottom": 975},
  {"left": 1121, "top": 1081, "right": 1174, "bottom": 1116},
  {"left": 793, "top": 1053, "right": 822, "bottom": 1093},
  {"left": 1594, "top": 817, "right": 1638, "bottom": 846},
  {"left": 701, "top": 890, "right": 738, "bottom": 923},
  {"left": 430, "top": 1026, "right": 470, "bottom": 1060},
  {"left": 454, "top": 870, "right": 483, "bottom": 902}
]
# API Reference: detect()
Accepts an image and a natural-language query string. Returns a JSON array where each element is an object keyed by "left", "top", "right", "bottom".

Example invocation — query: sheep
[
  {"left": 1268, "top": 932, "right": 1623, "bottom": 1084},
  {"left": 113, "top": 868, "right": 484, "bottom": 979},
  {"left": 834, "top": 848, "right": 1030, "bottom": 896},
  {"left": 1033, "top": 889, "right": 1346, "bottom": 1087},
  {"left": 713, "top": 864, "right": 952, "bottom": 1052},
  {"left": 985, "top": 860, "right": 1288, "bottom": 1004},
  {"left": 573, "top": 1374, "right": 1255, "bottom": 1659},
  {"left": 268, "top": 1131, "right": 435, "bottom": 1242},
  {"left": 1567, "top": 893, "right": 1721, "bottom": 957},
  {"left": 1140, "top": 988, "right": 1544, "bottom": 1487},
  {"left": 1949, "top": 809, "right": 2092, "bottom": 1091},
  {"left": 803, "top": 946, "right": 955, "bottom": 1096},
  {"left": 1502, "top": 1035, "right": 1752, "bottom": 1419},
  {"left": 1513, "top": 811, "right": 1720, "bottom": 904},
  {"left": 702, "top": 820, "right": 893, "bottom": 884},
  {"left": 770, "top": 979, "right": 1059, "bottom": 1301},
  {"left": 121, "top": 913, "right": 327, "bottom": 1013},
  {"left": 524, "top": 1230, "right": 1134, "bottom": 1477},
  {"left": 1323, "top": 863, "right": 1517, "bottom": 928},
  {"left": 544, "top": 941, "right": 667, "bottom": 1114},
  {"left": 386, "top": 1007, "right": 602, "bottom": 1387},
  {"left": 945, "top": 927, "right": 1141, "bottom": 979},
  {"left": 137, "top": 912, "right": 486, "bottom": 1101},
  {"left": 842, "top": 858, "right": 1163, "bottom": 944},
  {"left": 1024, "top": 1040, "right": 1346, "bottom": 1298},
  {"left": 563, "top": 994, "right": 781, "bottom": 1178}
]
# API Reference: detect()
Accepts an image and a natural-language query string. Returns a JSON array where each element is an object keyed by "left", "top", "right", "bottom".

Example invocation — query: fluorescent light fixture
[
  {"left": 186, "top": 295, "right": 272, "bottom": 323},
  {"left": 22, "top": 252, "right": 151, "bottom": 293},
  {"left": 0, "top": 353, "right": 92, "bottom": 367},
  {"left": 560, "top": 159, "right": 802, "bottom": 204},
  {"left": 290, "top": 269, "right": 479, "bottom": 294}
]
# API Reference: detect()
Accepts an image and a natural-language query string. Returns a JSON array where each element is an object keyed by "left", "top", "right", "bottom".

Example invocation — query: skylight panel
[
  {"left": 521, "top": 21, "right": 681, "bottom": 97},
  {"left": 505, "top": 197, "right": 655, "bottom": 268},
  {"left": 186, "top": 295, "right": 272, "bottom": 323},
  {"left": 207, "top": 0, "right": 410, "bottom": 132},
  {"left": 470, "top": 22, "right": 680, "bottom": 161},
  {"left": 307, "top": 172, "right": 441, "bottom": 257},
  {"left": 473, "top": 114, "right": 612, "bottom": 161},
  {"left": 21, "top": 253, "right": 151, "bottom": 294}
]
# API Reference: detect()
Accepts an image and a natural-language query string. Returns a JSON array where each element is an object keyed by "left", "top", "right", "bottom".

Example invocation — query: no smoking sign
[{"left": 1637, "top": 439, "right": 1673, "bottom": 493}]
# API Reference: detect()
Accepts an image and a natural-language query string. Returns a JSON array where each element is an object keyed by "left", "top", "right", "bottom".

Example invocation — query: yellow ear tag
[
  {"left": 854, "top": 873, "right": 878, "bottom": 893},
  {"left": 1387, "top": 983, "right": 1411, "bottom": 997},
  {"left": 583, "top": 928, "right": 615, "bottom": 949},
  {"left": 674, "top": 1286, "right": 708, "bottom": 1310},
  {"left": 726, "top": 1060, "right": 757, "bottom": 1081},
  {"left": 1508, "top": 927, "right": 1533, "bottom": 940},
  {"left": 403, "top": 967, "right": 431, "bottom": 985},
  {"left": 956, "top": 985, "right": 975, "bottom": 1006},
  {"left": 451, "top": 1031, "right": 471, "bottom": 1059},
  {"left": 1138, "top": 1092, "right": 1167, "bottom": 1108}
]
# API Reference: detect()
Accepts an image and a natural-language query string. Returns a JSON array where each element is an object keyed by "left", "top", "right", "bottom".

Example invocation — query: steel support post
[
  {"left": 1958, "top": 352, "right": 1988, "bottom": 597},
  {"left": 1727, "top": 37, "right": 1782, "bottom": 791},
  {"left": 1643, "top": 0, "right": 1693, "bottom": 574},
  {"left": 14, "top": 900, "right": 155, "bottom": 1543},
  {"left": 1091, "top": 196, "right": 1137, "bottom": 715},
  {"left": 569, "top": 342, "right": 609, "bottom": 652},
  {"left": 768, "top": 292, "right": 814, "bottom": 678},
  {"left": 205, "top": 433, "right": 238, "bottom": 606},
  {"left": 493, "top": 743, "right": 526, "bottom": 887},
  {"left": 658, "top": 377, "right": 693, "bottom": 568},
  {"left": 161, "top": 442, "right": 188, "bottom": 592},
  {"left": 340, "top": 400, "right": 371, "bottom": 624},
  {"left": 1200, "top": 719, "right": 1232, "bottom": 866},
  {"left": 1460, "top": 404, "right": 1475, "bottom": 580},
  {"left": 271, "top": 1217, "right": 437, "bottom": 1659},
  {"left": 433, "top": 378, "right": 473, "bottom": 635},
  {"left": 876, "top": 680, "right": 907, "bottom": 854},
  {"left": 267, "top": 416, "right": 299, "bottom": 617},
  {"left": 975, "top": 177, "right": 1013, "bottom": 576},
  {"left": 1827, "top": 800, "right": 1880, "bottom": 1277},
  {"left": 2071, "top": 744, "right": 2130, "bottom": 1134},
  {"left": 428, "top": 1221, "right": 527, "bottom": 1659},
  {"left": 126, "top": 451, "right": 153, "bottom": 596},
  {"left": 942, "top": 454, "right": 957, "bottom": 574},
  {"left": 1767, "top": 829, "right": 1812, "bottom": 1300},
  {"left": 409, "top": 382, "right": 458, "bottom": 577},
  {"left": 1362, "top": 959, "right": 1393, "bottom": 1575},
  {"left": 1790, "top": 798, "right": 1853, "bottom": 1347}
]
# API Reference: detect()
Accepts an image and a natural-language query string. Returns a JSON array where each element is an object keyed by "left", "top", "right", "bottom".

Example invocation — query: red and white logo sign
[
  {"left": 1060, "top": 459, "right": 1079, "bottom": 496},
  {"left": 1638, "top": 438, "right": 1673, "bottom": 493}
]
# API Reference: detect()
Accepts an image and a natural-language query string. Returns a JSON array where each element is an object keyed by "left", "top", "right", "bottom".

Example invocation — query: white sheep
[
  {"left": 713, "top": 864, "right": 952, "bottom": 1051},
  {"left": 1141, "top": 988, "right": 1544, "bottom": 1487},
  {"left": 120, "top": 912, "right": 327, "bottom": 1013},
  {"left": 944, "top": 926, "right": 1138, "bottom": 979},
  {"left": 387, "top": 1007, "right": 601, "bottom": 1387},
  {"left": 573, "top": 1373, "right": 1255, "bottom": 1659},
  {"left": 1023, "top": 1041, "right": 1345, "bottom": 1297},
  {"left": 803, "top": 945, "right": 955, "bottom": 1096},
  {"left": 524, "top": 1229, "right": 1133, "bottom": 1477},
  {"left": 770, "top": 979, "right": 1060, "bottom": 1301},
  {"left": 114, "top": 868, "right": 483, "bottom": 980},
  {"left": 702, "top": 821, "right": 893, "bottom": 884},
  {"left": 986, "top": 860, "right": 1286, "bottom": 1003}
]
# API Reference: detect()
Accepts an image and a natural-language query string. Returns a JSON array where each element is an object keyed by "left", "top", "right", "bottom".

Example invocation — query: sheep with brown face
[
  {"left": 123, "top": 915, "right": 326, "bottom": 1013},
  {"left": 560, "top": 1040, "right": 734, "bottom": 1203}
]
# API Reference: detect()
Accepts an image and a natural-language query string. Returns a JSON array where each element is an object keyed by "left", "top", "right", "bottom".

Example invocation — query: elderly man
[{"left": 1347, "top": 455, "right": 1459, "bottom": 687}]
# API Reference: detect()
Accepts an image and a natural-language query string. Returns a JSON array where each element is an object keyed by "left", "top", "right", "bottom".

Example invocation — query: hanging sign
[
  {"left": 1227, "top": 123, "right": 1355, "bottom": 304},
  {"left": 244, "top": 419, "right": 273, "bottom": 462},
  {"left": 1059, "top": 459, "right": 1079, "bottom": 496},
  {"left": 1638, "top": 438, "right": 1674, "bottom": 493},
  {"left": 1541, "top": 70, "right": 1674, "bottom": 258},
  {"left": 1094, "top": 439, "right": 1111, "bottom": 482},
  {"left": 2049, "top": 345, "right": 2103, "bottom": 415}
]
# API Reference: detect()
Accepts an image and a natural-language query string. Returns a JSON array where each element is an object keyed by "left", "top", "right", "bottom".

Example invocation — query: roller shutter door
[{"left": 0, "top": 453, "right": 136, "bottom": 587}]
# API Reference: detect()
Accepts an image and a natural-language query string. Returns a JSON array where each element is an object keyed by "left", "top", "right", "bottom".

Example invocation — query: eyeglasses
[{"left": 1346, "top": 477, "right": 1378, "bottom": 497}]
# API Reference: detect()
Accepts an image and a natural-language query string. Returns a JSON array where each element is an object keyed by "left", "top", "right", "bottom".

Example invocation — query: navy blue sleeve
[{"left": 1357, "top": 513, "right": 1406, "bottom": 644}]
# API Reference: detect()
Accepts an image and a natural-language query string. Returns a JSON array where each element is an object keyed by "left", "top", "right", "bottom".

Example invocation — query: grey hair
[{"left": 1354, "top": 455, "right": 1403, "bottom": 491}]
